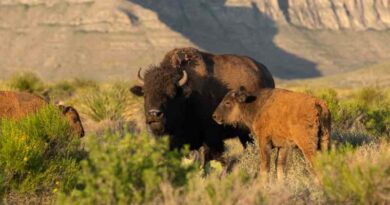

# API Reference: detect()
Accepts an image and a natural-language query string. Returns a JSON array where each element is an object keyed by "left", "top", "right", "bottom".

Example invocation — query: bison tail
[{"left": 316, "top": 101, "right": 331, "bottom": 152}]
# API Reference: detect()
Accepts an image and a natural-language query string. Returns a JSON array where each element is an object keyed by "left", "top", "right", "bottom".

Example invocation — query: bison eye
[{"left": 224, "top": 101, "right": 232, "bottom": 107}]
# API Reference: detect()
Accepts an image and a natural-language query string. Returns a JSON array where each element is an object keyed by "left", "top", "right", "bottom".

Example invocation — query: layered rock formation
[
  {"left": 0, "top": 0, "right": 389, "bottom": 80},
  {"left": 286, "top": 0, "right": 390, "bottom": 30}
]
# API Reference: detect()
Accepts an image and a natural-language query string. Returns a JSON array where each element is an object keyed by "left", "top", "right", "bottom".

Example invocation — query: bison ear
[
  {"left": 236, "top": 87, "right": 256, "bottom": 103},
  {"left": 237, "top": 94, "right": 256, "bottom": 103},
  {"left": 236, "top": 93, "right": 248, "bottom": 103},
  {"left": 130, "top": 85, "right": 144, "bottom": 97}
]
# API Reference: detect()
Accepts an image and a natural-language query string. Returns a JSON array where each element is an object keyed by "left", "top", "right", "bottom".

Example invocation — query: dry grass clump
[
  {"left": 316, "top": 142, "right": 390, "bottom": 205},
  {"left": 155, "top": 138, "right": 389, "bottom": 205},
  {"left": 76, "top": 82, "right": 135, "bottom": 122}
]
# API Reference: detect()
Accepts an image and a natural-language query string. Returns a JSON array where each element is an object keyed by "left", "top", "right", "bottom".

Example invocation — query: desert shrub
[
  {"left": 48, "top": 81, "right": 77, "bottom": 102},
  {"left": 58, "top": 130, "right": 196, "bottom": 205},
  {"left": 308, "top": 88, "right": 390, "bottom": 137},
  {"left": 365, "top": 109, "right": 390, "bottom": 136},
  {"left": 315, "top": 143, "right": 390, "bottom": 205},
  {"left": 8, "top": 72, "right": 45, "bottom": 94},
  {"left": 78, "top": 82, "right": 132, "bottom": 122},
  {"left": 0, "top": 105, "right": 82, "bottom": 195}
]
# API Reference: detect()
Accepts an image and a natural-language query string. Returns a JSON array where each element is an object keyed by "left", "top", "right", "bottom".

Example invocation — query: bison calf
[{"left": 212, "top": 87, "right": 331, "bottom": 178}]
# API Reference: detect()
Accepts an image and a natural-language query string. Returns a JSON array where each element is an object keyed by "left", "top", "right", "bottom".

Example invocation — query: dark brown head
[
  {"left": 213, "top": 86, "right": 256, "bottom": 126},
  {"left": 58, "top": 105, "right": 85, "bottom": 138},
  {"left": 130, "top": 65, "right": 191, "bottom": 136}
]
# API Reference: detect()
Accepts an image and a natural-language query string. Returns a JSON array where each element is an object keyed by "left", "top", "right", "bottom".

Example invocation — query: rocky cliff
[
  {"left": 0, "top": 0, "right": 389, "bottom": 80},
  {"left": 226, "top": 0, "right": 390, "bottom": 30}
]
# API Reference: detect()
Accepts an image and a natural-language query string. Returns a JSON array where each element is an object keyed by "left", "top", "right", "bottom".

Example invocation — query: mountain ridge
[{"left": 0, "top": 0, "right": 389, "bottom": 81}]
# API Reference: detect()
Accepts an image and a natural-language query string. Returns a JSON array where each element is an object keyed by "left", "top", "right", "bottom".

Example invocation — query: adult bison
[
  {"left": 130, "top": 47, "right": 275, "bottom": 161},
  {"left": 0, "top": 91, "right": 85, "bottom": 138}
]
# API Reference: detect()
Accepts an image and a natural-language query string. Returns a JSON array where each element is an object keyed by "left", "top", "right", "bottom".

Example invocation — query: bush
[
  {"left": 8, "top": 72, "right": 45, "bottom": 94},
  {"left": 58, "top": 130, "right": 196, "bottom": 205},
  {"left": 48, "top": 81, "right": 77, "bottom": 102},
  {"left": 308, "top": 88, "right": 390, "bottom": 137},
  {"left": 0, "top": 105, "right": 82, "bottom": 196},
  {"left": 79, "top": 82, "right": 132, "bottom": 122},
  {"left": 315, "top": 143, "right": 390, "bottom": 205}
]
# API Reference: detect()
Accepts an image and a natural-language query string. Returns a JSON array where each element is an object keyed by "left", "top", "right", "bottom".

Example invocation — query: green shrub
[
  {"left": 58, "top": 130, "right": 196, "bottom": 205},
  {"left": 79, "top": 82, "right": 131, "bottom": 122},
  {"left": 308, "top": 88, "right": 390, "bottom": 137},
  {"left": 355, "top": 88, "right": 385, "bottom": 107},
  {"left": 365, "top": 109, "right": 390, "bottom": 136},
  {"left": 8, "top": 72, "right": 45, "bottom": 94},
  {"left": 0, "top": 105, "right": 82, "bottom": 195},
  {"left": 315, "top": 143, "right": 390, "bottom": 205},
  {"left": 48, "top": 81, "right": 77, "bottom": 101}
]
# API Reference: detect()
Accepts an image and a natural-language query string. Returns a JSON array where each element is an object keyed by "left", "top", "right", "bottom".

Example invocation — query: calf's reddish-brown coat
[
  {"left": 213, "top": 87, "right": 331, "bottom": 178},
  {"left": 0, "top": 91, "right": 85, "bottom": 137}
]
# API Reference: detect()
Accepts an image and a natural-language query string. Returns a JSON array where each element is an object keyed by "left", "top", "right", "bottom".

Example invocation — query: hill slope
[
  {"left": 279, "top": 62, "right": 390, "bottom": 88},
  {"left": 0, "top": 0, "right": 390, "bottom": 80}
]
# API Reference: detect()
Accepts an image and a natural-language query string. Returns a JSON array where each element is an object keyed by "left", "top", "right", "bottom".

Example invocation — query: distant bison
[
  {"left": 213, "top": 87, "right": 331, "bottom": 178},
  {"left": 130, "top": 47, "right": 275, "bottom": 162},
  {"left": 0, "top": 91, "right": 85, "bottom": 138}
]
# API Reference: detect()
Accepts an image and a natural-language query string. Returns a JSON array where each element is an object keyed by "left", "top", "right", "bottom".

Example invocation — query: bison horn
[
  {"left": 178, "top": 70, "right": 188, "bottom": 87},
  {"left": 137, "top": 68, "right": 144, "bottom": 85}
]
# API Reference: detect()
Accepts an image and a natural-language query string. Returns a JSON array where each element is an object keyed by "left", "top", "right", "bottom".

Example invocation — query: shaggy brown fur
[
  {"left": 131, "top": 47, "right": 275, "bottom": 164},
  {"left": 0, "top": 91, "right": 85, "bottom": 137},
  {"left": 213, "top": 87, "right": 331, "bottom": 178},
  {"left": 160, "top": 47, "right": 275, "bottom": 90}
]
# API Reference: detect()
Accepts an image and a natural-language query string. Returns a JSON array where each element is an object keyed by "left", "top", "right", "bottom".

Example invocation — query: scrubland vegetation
[{"left": 0, "top": 72, "right": 389, "bottom": 204}]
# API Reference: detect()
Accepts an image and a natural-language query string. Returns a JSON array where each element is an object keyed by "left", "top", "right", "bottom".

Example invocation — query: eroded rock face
[
  {"left": 0, "top": 0, "right": 389, "bottom": 80},
  {"left": 286, "top": 0, "right": 390, "bottom": 30}
]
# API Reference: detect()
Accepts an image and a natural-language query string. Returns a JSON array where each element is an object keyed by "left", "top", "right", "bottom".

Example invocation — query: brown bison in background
[
  {"left": 213, "top": 87, "right": 331, "bottom": 178},
  {"left": 130, "top": 47, "right": 275, "bottom": 162},
  {"left": 0, "top": 91, "right": 85, "bottom": 138}
]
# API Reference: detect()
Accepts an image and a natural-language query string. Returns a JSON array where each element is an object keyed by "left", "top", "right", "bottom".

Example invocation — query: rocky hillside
[{"left": 0, "top": 0, "right": 389, "bottom": 80}]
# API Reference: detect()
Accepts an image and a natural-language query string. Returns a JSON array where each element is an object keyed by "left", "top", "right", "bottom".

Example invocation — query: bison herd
[{"left": 0, "top": 47, "right": 331, "bottom": 179}]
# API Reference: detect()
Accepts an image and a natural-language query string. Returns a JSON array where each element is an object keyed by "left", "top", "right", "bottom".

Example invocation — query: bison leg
[
  {"left": 319, "top": 124, "right": 331, "bottom": 152},
  {"left": 203, "top": 145, "right": 225, "bottom": 164},
  {"left": 296, "top": 140, "right": 316, "bottom": 169},
  {"left": 238, "top": 132, "right": 254, "bottom": 149},
  {"left": 259, "top": 138, "right": 272, "bottom": 178},
  {"left": 275, "top": 147, "right": 289, "bottom": 179}
]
